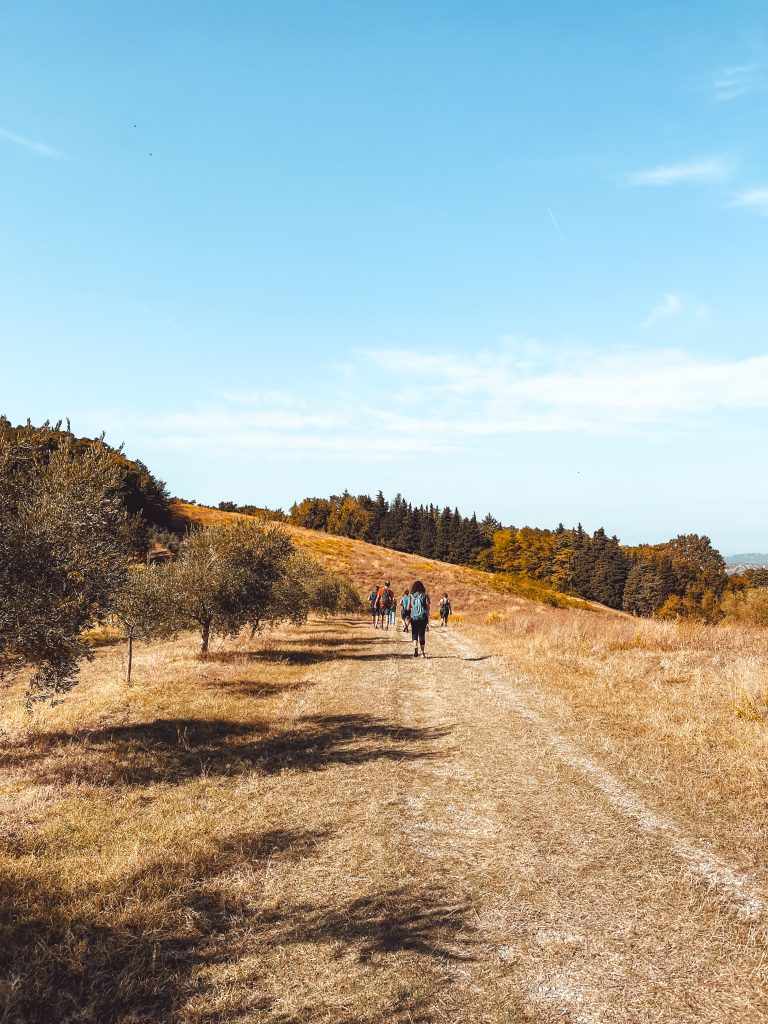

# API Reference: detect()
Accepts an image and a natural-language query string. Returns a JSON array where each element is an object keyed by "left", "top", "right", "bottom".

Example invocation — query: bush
[{"left": 721, "top": 589, "right": 768, "bottom": 629}]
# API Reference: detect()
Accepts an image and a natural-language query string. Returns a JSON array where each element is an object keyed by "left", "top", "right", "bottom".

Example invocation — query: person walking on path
[
  {"left": 409, "top": 580, "right": 430, "bottom": 658},
  {"left": 439, "top": 593, "right": 452, "bottom": 627},
  {"left": 378, "top": 581, "right": 395, "bottom": 631},
  {"left": 368, "top": 585, "right": 380, "bottom": 628},
  {"left": 400, "top": 589, "right": 411, "bottom": 632}
]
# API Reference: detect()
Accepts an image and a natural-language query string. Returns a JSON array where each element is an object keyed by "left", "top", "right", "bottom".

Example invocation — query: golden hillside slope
[{"left": 171, "top": 501, "right": 599, "bottom": 622}]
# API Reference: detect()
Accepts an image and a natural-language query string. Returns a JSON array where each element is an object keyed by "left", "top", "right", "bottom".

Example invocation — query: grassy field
[
  {"left": 463, "top": 609, "right": 768, "bottom": 877},
  {"left": 3, "top": 523, "right": 768, "bottom": 1022}
]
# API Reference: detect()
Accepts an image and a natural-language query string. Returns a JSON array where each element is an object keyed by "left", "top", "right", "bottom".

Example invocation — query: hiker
[
  {"left": 388, "top": 597, "right": 397, "bottom": 627},
  {"left": 439, "top": 592, "right": 452, "bottom": 627},
  {"left": 409, "top": 580, "right": 430, "bottom": 658},
  {"left": 368, "top": 585, "right": 380, "bottom": 628},
  {"left": 377, "top": 581, "right": 395, "bottom": 631},
  {"left": 400, "top": 589, "right": 411, "bottom": 631}
]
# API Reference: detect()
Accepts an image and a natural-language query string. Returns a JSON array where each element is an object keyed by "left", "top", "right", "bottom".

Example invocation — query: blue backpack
[{"left": 410, "top": 591, "right": 427, "bottom": 621}]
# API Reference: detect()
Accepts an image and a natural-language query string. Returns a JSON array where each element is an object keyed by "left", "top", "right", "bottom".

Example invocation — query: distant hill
[
  {"left": 725, "top": 553, "right": 768, "bottom": 573},
  {"left": 171, "top": 501, "right": 611, "bottom": 621}
]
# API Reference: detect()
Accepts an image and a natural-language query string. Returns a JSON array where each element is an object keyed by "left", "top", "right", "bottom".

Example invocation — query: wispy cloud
[
  {"left": 730, "top": 188, "right": 768, "bottom": 215},
  {"left": 641, "top": 293, "right": 709, "bottom": 328},
  {"left": 0, "top": 126, "right": 63, "bottom": 159},
  {"left": 137, "top": 344, "right": 768, "bottom": 460},
  {"left": 710, "top": 63, "right": 766, "bottom": 102},
  {"left": 628, "top": 157, "right": 730, "bottom": 187},
  {"left": 643, "top": 293, "right": 682, "bottom": 327},
  {"left": 363, "top": 347, "right": 768, "bottom": 431}
]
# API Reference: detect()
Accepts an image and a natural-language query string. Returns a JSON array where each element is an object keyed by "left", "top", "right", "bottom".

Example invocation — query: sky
[{"left": 2, "top": 1, "right": 767, "bottom": 553}]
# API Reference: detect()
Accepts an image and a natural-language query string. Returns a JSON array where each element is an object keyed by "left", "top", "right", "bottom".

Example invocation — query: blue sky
[{"left": 2, "top": 2, "right": 767, "bottom": 552}]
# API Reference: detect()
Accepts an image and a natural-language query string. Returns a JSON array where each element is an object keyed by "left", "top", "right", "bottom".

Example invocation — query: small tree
[
  {"left": 0, "top": 424, "right": 130, "bottom": 704},
  {"left": 172, "top": 519, "right": 293, "bottom": 655},
  {"left": 112, "top": 565, "right": 179, "bottom": 682}
]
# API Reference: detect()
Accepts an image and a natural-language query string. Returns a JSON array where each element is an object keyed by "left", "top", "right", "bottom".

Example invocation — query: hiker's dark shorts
[
  {"left": 401, "top": 608, "right": 409, "bottom": 620},
  {"left": 411, "top": 618, "right": 427, "bottom": 647}
]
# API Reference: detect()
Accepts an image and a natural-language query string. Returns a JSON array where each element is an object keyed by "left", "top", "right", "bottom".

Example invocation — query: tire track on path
[
  {"left": 386, "top": 622, "right": 768, "bottom": 1022},
  {"left": 438, "top": 628, "right": 768, "bottom": 926}
]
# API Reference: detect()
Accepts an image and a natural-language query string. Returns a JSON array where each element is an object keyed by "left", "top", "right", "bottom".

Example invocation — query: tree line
[
  {"left": 291, "top": 492, "right": 498, "bottom": 566},
  {"left": 0, "top": 421, "right": 360, "bottom": 705},
  {"left": 289, "top": 491, "right": 734, "bottom": 620}
]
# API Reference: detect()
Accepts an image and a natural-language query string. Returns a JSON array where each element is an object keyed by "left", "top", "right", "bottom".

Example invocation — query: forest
[{"left": 288, "top": 492, "right": 756, "bottom": 621}]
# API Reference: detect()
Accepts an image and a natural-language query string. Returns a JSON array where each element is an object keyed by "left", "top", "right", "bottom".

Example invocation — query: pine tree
[
  {"left": 622, "top": 561, "right": 666, "bottom": 616},
  {"left": 365, "top": 491, "right": 388, "bottom": 544},
  {"left": 397, "top": 504, "right": 419, "bottom": 553}
]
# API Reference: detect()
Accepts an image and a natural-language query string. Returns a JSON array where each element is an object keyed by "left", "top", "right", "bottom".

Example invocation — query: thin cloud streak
[
  {"left": 547, "top": 206, "right": 566, "bottom": 245},
  {"left": 628, "top": 157, "right": 730, "bottom": 186},
  {"left": 0, "top": 126, "right": 63, "bottom": 159},
  {"left": 710, "top": 63, "right": 766, "bottom": 101},
  {"left": 730, "top": 188, "right": 768, "bottom": 215}
]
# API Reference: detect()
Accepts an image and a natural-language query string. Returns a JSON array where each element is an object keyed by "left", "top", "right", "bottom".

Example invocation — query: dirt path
[
  {"left": 7, "top": 617, "right": 767, "bottom": 1023},
  {"left": 244, "top": 618, "right": 768, "bottom": 1023}
]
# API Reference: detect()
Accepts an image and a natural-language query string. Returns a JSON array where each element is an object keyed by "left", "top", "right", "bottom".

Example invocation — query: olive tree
[
  {"left": 256, "top": 551, "right": 363, "bottom": 633},
  {"left": 112, "top": 564, "right": 179, "bottom": 682},
  {"left": 0, "top": 424, "right": 130, "bottom": 704},
  {"left": 171, "top": 519, "right": 293, "bottom": 655}
]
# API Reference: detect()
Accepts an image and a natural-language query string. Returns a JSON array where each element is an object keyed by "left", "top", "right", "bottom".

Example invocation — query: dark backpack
[{"left": 381, "top": 587, "right": 394, "bottom": 610}]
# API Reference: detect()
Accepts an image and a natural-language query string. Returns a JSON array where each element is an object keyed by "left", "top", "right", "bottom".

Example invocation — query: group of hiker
[{"left": 368, "top": 580, "right": 452, "bottom": 658}]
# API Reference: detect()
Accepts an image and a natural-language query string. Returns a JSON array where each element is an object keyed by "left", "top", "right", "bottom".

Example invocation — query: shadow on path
[{"left": 3, "top": 714, "right": 453, "bottom": 787}]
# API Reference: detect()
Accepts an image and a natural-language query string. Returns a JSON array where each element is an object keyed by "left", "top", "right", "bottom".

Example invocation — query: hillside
[
  {"left": 172, "top": 501, "right": 599, "bottom": 620},
  {"left": 726, "top": 553, "right": 768, "bottom": 572}
]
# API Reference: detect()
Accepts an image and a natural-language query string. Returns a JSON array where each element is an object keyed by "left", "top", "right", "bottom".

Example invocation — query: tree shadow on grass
[
  {"left": 0, "top": 827, "right": 328, "bottom": 1024},
  {"left": 207, "top": 645, "right": 467, "bottom": 666},
  {"left": 3, "top": 714, "right": 453, "bottom": 787},
  {"left": 258, "top": 884, "right": 475, "bottom": 962},
  {"left": 205, "top": 676, "right": 318, "bottom": 699},
  {"left": 2, "top": 827, "right": 473, "bottom": 1024}
]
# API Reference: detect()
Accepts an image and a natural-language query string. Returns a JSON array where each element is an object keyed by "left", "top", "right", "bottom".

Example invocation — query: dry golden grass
[
  {"left": 0, "top": 622, "right": 494, "bottom": 1023},
  {"left": 464, "top": 608, "right": 768, "bottom": 877},
  {"left": 4, "top": 516, "right": 768, "bottom": 1021}
]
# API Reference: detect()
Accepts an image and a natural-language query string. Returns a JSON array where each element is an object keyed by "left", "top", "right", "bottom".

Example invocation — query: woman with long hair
[{"left": 409, "top": 580, "right": 430, "bottom": 658}]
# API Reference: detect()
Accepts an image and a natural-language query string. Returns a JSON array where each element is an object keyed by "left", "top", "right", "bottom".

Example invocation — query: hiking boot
[{"left": 413, "top": 647, "right": 419, "bottom": 657}]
